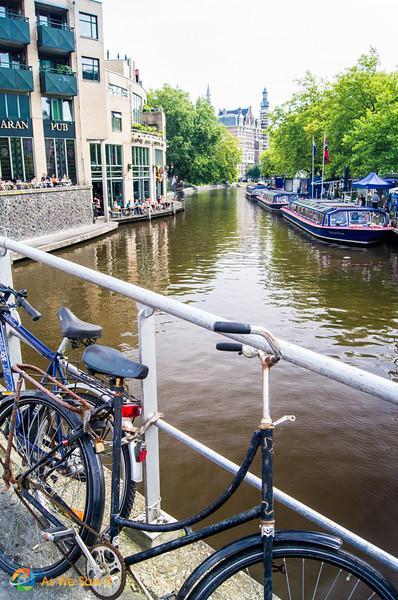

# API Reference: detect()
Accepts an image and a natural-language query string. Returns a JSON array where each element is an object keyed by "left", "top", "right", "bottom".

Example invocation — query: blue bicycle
[{"left": 0, "top": 283, "right": 143, "bottom": 519}]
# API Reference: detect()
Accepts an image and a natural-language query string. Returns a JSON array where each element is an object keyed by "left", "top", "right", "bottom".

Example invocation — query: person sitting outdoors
[{"left": 124, "top": 200, "right": 132, "bottom": 216}]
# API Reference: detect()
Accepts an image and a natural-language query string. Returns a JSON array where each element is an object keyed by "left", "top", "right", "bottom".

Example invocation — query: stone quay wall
[{"left": 0, "top": 186, "right": 93, "bottom": 241}]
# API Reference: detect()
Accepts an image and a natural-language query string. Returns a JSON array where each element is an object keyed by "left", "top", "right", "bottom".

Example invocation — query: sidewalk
[{"left": 11, "top": 219, "right": 118, "bottom": 262}]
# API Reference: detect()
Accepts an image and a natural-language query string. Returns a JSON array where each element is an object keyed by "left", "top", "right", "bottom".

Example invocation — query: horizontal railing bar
[
  {"left": 156, "top": 418, "right": 398, "bottom": 572},
  {"left": 1, "top": 236, "right": 397, "bottom": 406}
]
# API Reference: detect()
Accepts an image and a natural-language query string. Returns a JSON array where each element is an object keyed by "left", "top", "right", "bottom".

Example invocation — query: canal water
[{"left": 14, "top": 188, "right": 398, "bottom": 575}]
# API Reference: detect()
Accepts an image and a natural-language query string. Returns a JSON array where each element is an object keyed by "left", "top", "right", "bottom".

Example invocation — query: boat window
[
  {"left": 370, "top": 211, "right": 386, "bottom": 225},
  {"left": 349, "top": 211, "right": 367, "bottom": 225},
  {"left": 329, "top": 211, "right": 348, "bottom": 227}
]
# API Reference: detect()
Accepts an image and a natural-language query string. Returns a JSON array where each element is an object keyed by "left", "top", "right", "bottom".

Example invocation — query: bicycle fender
[
  {"left": 0, "top": 389, "right": 55, "bottom": 410},
  {"left": 176, "top": 530, "right": 341, "bottom": 600}
]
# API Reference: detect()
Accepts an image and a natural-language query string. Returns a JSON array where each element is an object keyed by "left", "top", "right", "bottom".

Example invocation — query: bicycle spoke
[
  {"left": 346, "top": 578, "right": 360, "bottom": 599},
  {"left": 324, "top": 568, "right": 342, "bottom": 599},
  {"left": 0, "top": 398, "right": 96, "bottom": 574},
  {"left": 283, "top": 557, "right": 293, "bottom": 600},
  {"left": 311, "top": 560, "right": 324, "bottom": 600}
]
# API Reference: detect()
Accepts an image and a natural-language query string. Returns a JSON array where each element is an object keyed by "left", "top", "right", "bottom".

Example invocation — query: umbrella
[{"left": 352, "top": 172, "right": 391, "bottom": 188}]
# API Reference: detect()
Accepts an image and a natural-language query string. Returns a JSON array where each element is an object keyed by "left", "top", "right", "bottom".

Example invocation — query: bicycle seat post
[{"left": 110, "top": 375, "right": 125, "bottom": 545}]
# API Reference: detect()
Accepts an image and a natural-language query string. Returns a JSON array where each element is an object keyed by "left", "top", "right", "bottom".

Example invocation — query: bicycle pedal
[{"left": 42, "top": 526, "right": 75, "bottom": 542}]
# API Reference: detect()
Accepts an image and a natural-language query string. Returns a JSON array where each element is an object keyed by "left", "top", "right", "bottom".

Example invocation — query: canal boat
[
  {"left": 245, "top": 182, "right": 268, "bottom": 200},
  {"left": 257, "top": 190, "right": 296, "bottom": 212},
  {"left": 281, "top": 199, "right": 392, "bottom": 246}
]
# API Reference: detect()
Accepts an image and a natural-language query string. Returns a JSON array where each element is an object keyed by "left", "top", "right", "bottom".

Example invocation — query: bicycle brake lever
[{"left": 273, "top": 415, "right": 296, "bottom": 426}]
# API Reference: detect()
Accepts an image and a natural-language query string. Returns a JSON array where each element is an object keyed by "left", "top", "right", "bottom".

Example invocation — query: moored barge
[
  {"left": 245, "top": 183, "right": 268, "bottom": 200},
  {"left": 257, "top": 190, "right": 295, "bottom": 212},
  {"left": 281, "top": 199, "right": 392, "bottom": 246}
]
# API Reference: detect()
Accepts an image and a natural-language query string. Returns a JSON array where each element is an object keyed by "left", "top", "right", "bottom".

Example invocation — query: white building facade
[
  {"left": 0, "top": 0, "right": 166, "bottom": 214},
  {"left": 218, "top": 89, "right": 269, "bottom": 179}
]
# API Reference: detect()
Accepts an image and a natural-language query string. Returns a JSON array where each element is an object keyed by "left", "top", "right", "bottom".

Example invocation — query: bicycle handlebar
[
  {"left": 19, "top": 297, "right": 42, "bottom": 321},
  {"left": 216, "top": 342, "right": 243, "bottom": 352},
  {"left": 214, "top": 321, "right": 251, "bottom": 334},
  {"left": 0, "top": 283, "right": 42, "bottom": 321}
]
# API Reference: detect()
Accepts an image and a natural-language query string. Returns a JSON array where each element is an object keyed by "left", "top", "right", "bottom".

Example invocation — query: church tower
[
  {"left": 260, "top": 87, "right": 270, "bottom": 149},
  {"left": 205, "top": 84, "right": 211, "bottom": 105}
]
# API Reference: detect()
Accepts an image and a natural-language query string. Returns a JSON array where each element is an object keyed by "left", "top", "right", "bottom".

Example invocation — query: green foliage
[
  {"left": 246, "top": 163, "right": 261, "bottom": 180},
  {"left": 266, "top": 49, "right": 398, "bottom": 178},
  {"left": 147, "top": 85, "right": 241, "bottom": 183},
  {"left": 132, "top": 122, "right": 162, "bottom": 136}
]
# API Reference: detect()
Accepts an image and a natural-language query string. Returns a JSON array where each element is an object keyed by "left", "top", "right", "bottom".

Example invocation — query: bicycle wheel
[
  {"left": 0, "top": 393, "right": 104, "bottom": 581},
  {"left": 77, "top": 391, "right": 136, "bottom": 519},
  {"left": 188, "top": 540, "right": 398, "bottom": 599}
]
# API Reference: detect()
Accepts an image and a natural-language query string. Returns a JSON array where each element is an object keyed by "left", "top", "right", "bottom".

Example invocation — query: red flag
[{"left": 323, "top": 136, "right": 330, "bottom": 164}]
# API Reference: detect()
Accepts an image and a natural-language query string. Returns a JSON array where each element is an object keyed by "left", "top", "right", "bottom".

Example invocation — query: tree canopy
[
  {"left": 260, "top": 49, "right": 398, "bottom": 179},
  {"left": 147, "top": 85, "right": 241, "bottom": 184}
]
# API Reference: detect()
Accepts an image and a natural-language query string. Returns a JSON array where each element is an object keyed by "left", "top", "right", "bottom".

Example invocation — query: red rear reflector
[
  {"left": 138, "top": 448, "right": 147, "bottom": 462},
  {"left": 121, "top": 404, "right": 141, "bottom": 418}
]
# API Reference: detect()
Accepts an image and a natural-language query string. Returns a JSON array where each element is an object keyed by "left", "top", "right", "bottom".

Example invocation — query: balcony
[
  {"left": 0, "top": 13, "right": 30, "bottom": 47},
  {"left": 0, "top": 63, "right": 33, "bottom": 92},
  {"left": 40, "top": 68, "right": 77, "bottom": 96},
  {"left": 37, "top": 23, "right": 75, "bottom": 55}
]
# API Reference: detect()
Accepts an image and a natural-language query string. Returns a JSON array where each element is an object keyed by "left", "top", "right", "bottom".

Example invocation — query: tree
[
  {"left": 148, "top": 85, "right": 241, "bottom": 184},
  {"left": 147, "top": 85, "right": 195, "bottom": 180},
  {"left": 246, "top": 163, "right": 261, "bottom": 180},
  {"left": 265, "top": 49, "right": 398, "bottom": 179}
]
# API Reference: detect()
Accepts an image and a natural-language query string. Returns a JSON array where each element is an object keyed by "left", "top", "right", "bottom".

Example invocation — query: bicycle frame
[
  {"left": 0, "top": 310, "right": 62, "bottom": 392},
  {"left": 0, "top": 309, "right": 114, "bottom": 400}
]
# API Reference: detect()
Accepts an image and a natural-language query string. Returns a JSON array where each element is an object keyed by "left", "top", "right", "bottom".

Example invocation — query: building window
[
  {"left": 82, "top": 56, "right": 100, "bottom": 81},
  {"left": 111, "top": 111, "right": 122, "bottom": 132},
  {"left": 0, "top": 93, "right": 30, "bottom": 118},
  {"left": 0, "top": 137, "right": 34, "bottom": 181},
  {"left": 45, "top": 138, "right": 76, "bottom": 182},
  {"left": 90, "top": 142, "right": 102, "bottom": 180},
  {"left": 0, "top": 49, "right": 25, "bottom": 69},
  {"left": 79, "top": 12, "right": 98, "bottom": 39},
  {"left": 155, "top": 149, "right": 164, "bottom": 165},
  {"left": 132, "top": 93, "right": 143, "bottom": 124},
  {"left": 132, "top": 146, "right": 150, "bottom": 199},
  {"left": 106, "top": 144, "right": 123, "bottom": 205},
  {"left": 42, "top": 97, "right": 73, "bottom": 122},
  {"left": 36, "top": 10, "right": 67, "bottom": 29}
]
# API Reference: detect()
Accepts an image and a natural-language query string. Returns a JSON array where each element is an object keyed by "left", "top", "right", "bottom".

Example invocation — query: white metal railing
[{"left": 0, "top": 235, "right": 397, "bottom": 573}]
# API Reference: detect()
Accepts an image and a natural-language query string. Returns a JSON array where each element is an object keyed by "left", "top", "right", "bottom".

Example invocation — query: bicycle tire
[
  {"left": 0, "top": 392, "right": 105, "bottom": 581},
  {"left": 77, "top": 391, "right": 136, "bottom": 519},
  {"left": 187, "top": 540, "right": 398, "bottom": 599}
]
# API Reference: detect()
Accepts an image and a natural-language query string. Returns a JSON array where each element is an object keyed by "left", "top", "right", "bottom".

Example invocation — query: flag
[
  {"left": 323, "top": 135, "right": 330, "bottom": 164},
  {"left": 312, "top": 137, "right": 316, "bottom": 157}
]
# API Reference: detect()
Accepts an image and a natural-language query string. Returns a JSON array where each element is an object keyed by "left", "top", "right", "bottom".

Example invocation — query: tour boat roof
[{"left": 290, "top": 199, "right": 383, "bottom": 214}]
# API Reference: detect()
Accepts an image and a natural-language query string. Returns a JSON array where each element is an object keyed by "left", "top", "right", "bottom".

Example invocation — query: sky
[{"left": 103, "top": 0, "right": 398, "bottom": 114}]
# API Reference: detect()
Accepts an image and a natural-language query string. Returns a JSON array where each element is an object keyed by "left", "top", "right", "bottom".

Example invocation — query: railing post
[
  {"left": 137, "top": 303, "right": 161, "bottom": 522},
  {"left": 0, "top": 247, "right": 23, "bottom": 370}
]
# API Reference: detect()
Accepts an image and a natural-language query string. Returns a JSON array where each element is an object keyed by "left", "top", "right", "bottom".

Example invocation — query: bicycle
[
  {"left": 1, "top": 320, "right": 396, "bottom": 598},
  {"left": 0, "top": 283, "right": 146, "bottom": 519}
]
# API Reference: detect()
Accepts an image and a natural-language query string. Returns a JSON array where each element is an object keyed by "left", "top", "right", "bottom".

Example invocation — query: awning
[{"left": 352, "top": 172, "right": 391, "bottom": 188}]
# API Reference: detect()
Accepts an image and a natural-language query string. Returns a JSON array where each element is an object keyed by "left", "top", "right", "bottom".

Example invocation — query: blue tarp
[{"left": 352, "top": 172, "right": 391, "bottom": 188}]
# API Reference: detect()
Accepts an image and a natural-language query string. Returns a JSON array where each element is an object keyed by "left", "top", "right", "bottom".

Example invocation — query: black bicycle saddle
[
  {"left": 82, "top": 344, "right": 149, "bottom": 380},
  {"left": 57, "top": 307, "right": 103, "bottom": 340}
]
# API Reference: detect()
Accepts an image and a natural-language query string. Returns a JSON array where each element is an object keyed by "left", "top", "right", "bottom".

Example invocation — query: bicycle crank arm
[{"left": 42, "top": 527, "right": 102, "bottom": 578}]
